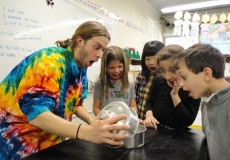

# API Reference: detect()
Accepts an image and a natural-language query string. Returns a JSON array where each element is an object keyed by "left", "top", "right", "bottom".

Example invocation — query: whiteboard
[{"left": 0, "top": 0, "right": 113, "bottom": 82}]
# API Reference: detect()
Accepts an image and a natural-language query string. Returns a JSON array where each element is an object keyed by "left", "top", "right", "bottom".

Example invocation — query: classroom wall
[
  {"left": 162, "top": 7, "right": 230, "bottom": 36},
  {"left": 69, "top": 0, "right": 163, "bottom": 81},
  {"left": 0, "top": 0, "right": 163, "bottom": 82},
  {"left": 71, "top": 0, "right": 163, "bottom": 51}
]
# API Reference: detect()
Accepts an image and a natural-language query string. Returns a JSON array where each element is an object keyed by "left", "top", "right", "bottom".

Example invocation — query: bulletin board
[
  {"left": 200, "top": 23, "right": 230, "bottom": 54},
  {"left": 0, "top": 0, "right": 113, "bottom": 82}
]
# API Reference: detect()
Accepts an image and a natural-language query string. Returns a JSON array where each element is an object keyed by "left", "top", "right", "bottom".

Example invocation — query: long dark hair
[{"left": 141, "top": 41, "right": 165, "bottom": 80}]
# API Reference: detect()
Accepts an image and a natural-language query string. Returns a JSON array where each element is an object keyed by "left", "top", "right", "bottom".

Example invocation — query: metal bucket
[
  {"left": 121, "top": 124, "right": 146, "bottom": 149},
  {"left": 99, "top": 101, "right": 139, "bottom": 148}
]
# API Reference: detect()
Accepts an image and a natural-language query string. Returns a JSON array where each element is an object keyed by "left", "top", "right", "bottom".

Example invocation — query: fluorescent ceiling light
[{"left": 161, "top": 0, "right": 230, "bottom": 13}]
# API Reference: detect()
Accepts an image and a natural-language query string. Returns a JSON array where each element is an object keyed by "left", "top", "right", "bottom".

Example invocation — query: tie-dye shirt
[{"left": 0, "top": 47, "right": 88, "bottom": 160}]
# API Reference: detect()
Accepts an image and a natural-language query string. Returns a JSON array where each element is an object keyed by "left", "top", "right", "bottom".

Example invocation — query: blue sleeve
[
  {"left": 80, "top": 68, "right": 88, "bottom": 100},
  {"left": 18, "top": 93, "right": 56, "bottom": 121}
]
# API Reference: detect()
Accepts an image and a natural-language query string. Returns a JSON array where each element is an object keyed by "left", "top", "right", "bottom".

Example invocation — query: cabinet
[
  {"left": 127, "top": 58, "right": 141, "bottom": 65},
  {"left": 127, "top": 58, "right": 141, "bottom": 82}
]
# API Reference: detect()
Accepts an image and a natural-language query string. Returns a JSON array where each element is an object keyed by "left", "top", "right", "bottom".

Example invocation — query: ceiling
[{"left": 147, "top": 0, "right": 230, "bottom": 16}]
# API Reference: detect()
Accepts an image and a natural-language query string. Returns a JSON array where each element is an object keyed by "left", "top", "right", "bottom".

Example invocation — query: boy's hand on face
[{"left": 170, "top": 77, "right": 181, "bottom": 96}]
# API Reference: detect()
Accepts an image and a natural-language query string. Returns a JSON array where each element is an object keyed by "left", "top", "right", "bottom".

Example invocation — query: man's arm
[{"left": 29, "top": 111, "right": 130, "bottom": 145}]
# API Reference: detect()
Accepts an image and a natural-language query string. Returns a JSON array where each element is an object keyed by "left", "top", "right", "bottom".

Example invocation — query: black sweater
[{"left": 145, "top": 74, "right": 201, "bottom": 127}]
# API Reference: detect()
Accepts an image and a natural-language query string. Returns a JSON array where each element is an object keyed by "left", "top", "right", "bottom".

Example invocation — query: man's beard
[{"left": 77, "top": 45, "right": 87, "bottom": 67}]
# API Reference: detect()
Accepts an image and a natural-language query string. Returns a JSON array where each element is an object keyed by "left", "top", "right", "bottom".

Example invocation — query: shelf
[{"left": 127, "top": 58, "right": 141, "bottom": 65}]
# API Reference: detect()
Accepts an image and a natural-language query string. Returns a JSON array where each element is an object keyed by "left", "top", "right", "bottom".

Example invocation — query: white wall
[
  {"left": 70, "top": 0, "right": 163, "bottom": 52},
  {"left": 165, "top": 37, "right": 195, "bottom": 49},
  {"left": 68, "top": 0, "right": 163, "bottom": 81}
]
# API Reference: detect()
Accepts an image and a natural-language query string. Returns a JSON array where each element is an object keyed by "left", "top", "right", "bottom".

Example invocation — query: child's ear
[{"left": 203, "top": 67, "right": 212, "bottom": 82}]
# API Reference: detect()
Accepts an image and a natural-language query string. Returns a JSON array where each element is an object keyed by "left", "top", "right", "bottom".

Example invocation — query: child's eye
[
  {"left": 118, "top": 66, "right": 123, "bottom": 69},
  {"left": 168, "top": 68, "right": 176, "bottom": 74},
  {"left": 159, "top": 69, "right": 165, "bottom": 73}
]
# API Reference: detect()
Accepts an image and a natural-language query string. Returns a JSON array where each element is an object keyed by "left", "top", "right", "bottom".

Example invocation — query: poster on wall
[
  {"left": 200, "top": 23, "right": 230, "bottom": 43},
  {"left": 200, "top": 23, "right": 230, "bottom": 54}
]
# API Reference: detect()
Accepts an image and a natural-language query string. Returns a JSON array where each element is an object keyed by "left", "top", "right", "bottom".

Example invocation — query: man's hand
[{"left": 79, "top": 114, "right": 131, "bottom": 146}]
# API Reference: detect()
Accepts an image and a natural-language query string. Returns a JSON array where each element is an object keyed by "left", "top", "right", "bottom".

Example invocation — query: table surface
[{"left": 23, "top": 125, "right": 208, "bottom": 160}]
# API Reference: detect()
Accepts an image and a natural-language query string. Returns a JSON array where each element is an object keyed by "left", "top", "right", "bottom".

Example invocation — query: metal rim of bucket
[{"left": 102, "top": 101, "right": 139, "bottom": 148}]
